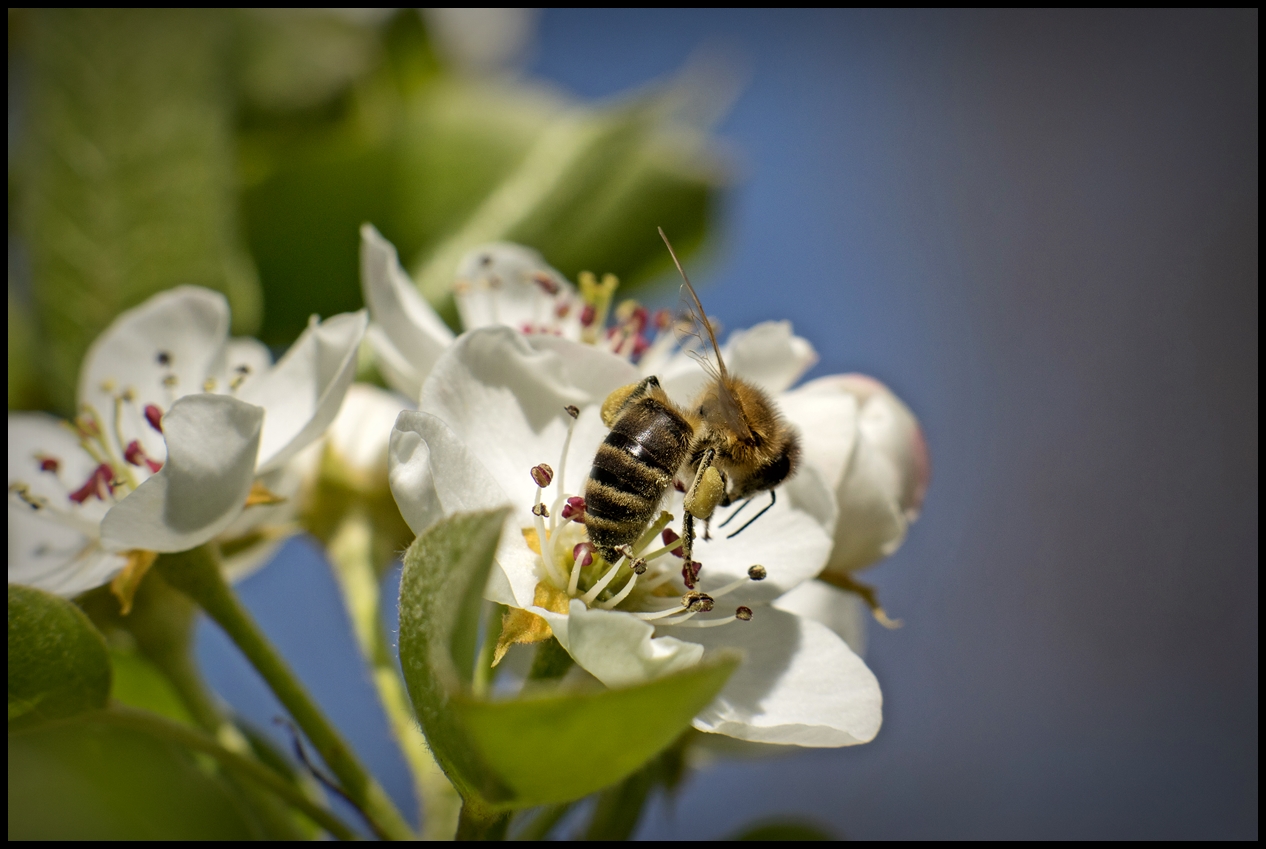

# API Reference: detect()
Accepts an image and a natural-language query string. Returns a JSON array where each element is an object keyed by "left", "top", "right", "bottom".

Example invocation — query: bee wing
[{"left": 673, "top": 284, "right": 752, "bottom": 440}]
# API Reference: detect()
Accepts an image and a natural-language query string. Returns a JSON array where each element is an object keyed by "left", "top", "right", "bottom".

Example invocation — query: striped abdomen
[{"left": 584, "top": 398, "right": 692, "bottom": 561}]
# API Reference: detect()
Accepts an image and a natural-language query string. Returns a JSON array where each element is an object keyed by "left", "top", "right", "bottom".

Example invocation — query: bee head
[{"left": 724, "top": 429, "right": 801, "bottom": 503}]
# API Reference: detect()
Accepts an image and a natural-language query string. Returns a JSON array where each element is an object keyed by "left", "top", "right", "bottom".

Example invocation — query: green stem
[
  {"left": 327, "top": 510, "right": 462, "bottom": 840},
  {"left": 156, "top": 546, "right": 415, "bottom": 841},
  {"left": 456, "top": 798, "right": 510, "bottom": 841},
  {"left": 89, "top": 704, "right": 358, "bottom": 841}
]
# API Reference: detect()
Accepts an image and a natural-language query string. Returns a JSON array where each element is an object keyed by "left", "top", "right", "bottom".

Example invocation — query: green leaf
[
  {"left": 7, "top": 718, "right": 260, "bottom": 840},
  {"left": 12, "top": 9, "right": 262, "bottom": 412},
  {"left": 397, "top": 509, "right": 738, "bottom": 811},
  {"left": 731, "top": 819, "right": 835, "bottom": 841},
  {"left": 8, "top": 585, "right": 111, "bottom": 729}
]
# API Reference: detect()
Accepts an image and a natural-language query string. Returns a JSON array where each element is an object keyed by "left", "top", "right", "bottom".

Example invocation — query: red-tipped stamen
[
  {"left": 144, "top": 404, "right": 164, "bottom": 433},
  {"left": 561, "top": 496, "right": 586, "bottom": 522},
  {"left": 662, "top": 528, "right": 684, "bottom": 558},
  {"left": 69, "top": 463, "right": 115, "bottom": 504}
]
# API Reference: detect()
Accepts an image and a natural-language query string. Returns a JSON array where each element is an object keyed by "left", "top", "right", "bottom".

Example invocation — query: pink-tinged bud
[
  {"left": 654, "top": 309, "right": 672, "bottom": 332},
  {"left": 533, "top": 272, "right": 561, "bottom": 296},
  {"left": 530, "top": 463, "right": 554, "bottom": 488},
  {"left": 69, "top": 464, "right": 114, "bottom": 504},
  {"left": 144, "top": 404, "right": 164, "bottom": 433},
  {"left": 682, "top": 559, "right": 701, "bottom": 589},
  {"left": 572, "top": 542, "right": 594, "bottom": 569},
  {"left": 662, "top": 528, "right": 684, "bottom": 557},
  {"left": 37, "top": 455, "right": 60, "bottom": 473},
  {"left": 580, "top": 303, "right": 597, "bottom": 327},
  {"left": 561, "top": 496, "right": 586, "bottom": 521}
]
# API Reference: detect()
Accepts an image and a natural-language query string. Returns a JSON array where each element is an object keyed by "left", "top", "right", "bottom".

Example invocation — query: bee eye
[{"left": 756, "top": 448, "right": 794, "bottom": 489}]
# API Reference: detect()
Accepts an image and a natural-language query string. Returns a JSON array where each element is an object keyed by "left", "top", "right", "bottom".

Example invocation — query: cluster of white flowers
[
  {"left": 7, "top": 223, "right": 927, "bottom": 751},
  {"left": 7, "top": 288, "right": 365, "bottom": 599},
  {"left": 361, "top": 225, "right": 929, "bottom": 747}
]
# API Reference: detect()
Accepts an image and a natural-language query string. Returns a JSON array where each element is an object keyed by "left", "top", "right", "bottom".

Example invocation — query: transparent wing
[{"left": 672, "top": 282, "right": 751, "bottom": 439}]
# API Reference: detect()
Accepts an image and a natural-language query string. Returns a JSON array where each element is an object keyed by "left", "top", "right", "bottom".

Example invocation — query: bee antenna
[{"left": 659, "top": 226, "right": 728, "bottom": 379}]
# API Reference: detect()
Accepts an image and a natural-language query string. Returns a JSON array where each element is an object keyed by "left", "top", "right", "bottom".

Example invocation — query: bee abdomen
[{"left": 584, "top": 399, "right": 691, "bottom": 559}]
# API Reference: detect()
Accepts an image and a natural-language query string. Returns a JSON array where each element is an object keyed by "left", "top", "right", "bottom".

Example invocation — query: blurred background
[{"left": 10, "top": 9, "right": 1257, "bottom": 840}]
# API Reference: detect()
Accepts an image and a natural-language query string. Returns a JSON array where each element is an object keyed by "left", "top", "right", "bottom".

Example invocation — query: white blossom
[
  {"left": 8, "top": 286, "right": 366, "bottom": 597},
  {"left": 389, "top": 327, "right": 883, "bottom": 746}
]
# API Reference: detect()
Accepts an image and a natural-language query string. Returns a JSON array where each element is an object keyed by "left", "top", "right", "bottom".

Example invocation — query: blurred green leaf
[
  {"left": 239, "top": 9, "right": 727, "bottom": 344},
  {"left": 7, "top": 287, "right": 41, "bottom": 410},
  {"left": 397, "top": 509, "right": 737, "bottom": 811},
  {"left": 107, "top": 647, "right": 196, "bottom": 729},
  {"left": 731, "top": 819, "right": 835, "bottom": 840},
  {"left": 8, "top": 585, "right": 111, "bottom": 729},
  {"left": 8, "top": 718, "right": 260, "bottom": 839},
  {"left": 12, "top": 9, "right": 262, "bottom": 413}
]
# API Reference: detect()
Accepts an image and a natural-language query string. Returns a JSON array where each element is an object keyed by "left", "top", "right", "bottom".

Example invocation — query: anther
[
  {"left": 156, "top": 351, "right": 172, "bottom": 366},
  {"left": 631, "top": 558, "right": 648, "bottom": 576},
  {"left": 682, "top": 592, "right": 714, "bottom": 613},
  {"left": 736, "top": 606, "right": 753, "bottom": 621},
  {"left": 532, "top": 503, "right": 549, "bottom": 518},
  {"left": 69, "top": 464, "right": 114, "bottom": 504},
  {"left": 120, "top": 387, "right": 135, "bottom": 402},
  {"left": 662, "top": 528, "right": 684, "bottom": 557},
  {"left": 564, "top": 405, "right": 580, "bottom": 419},
  {"left": 748, "top": 565, "right": 767, "bottom": 581},
  {"left": 580, "top": 303, "right": 597, "bottom": 328},
  {"left": 572, "top": 543, "right": 594, "bottom": 570},
  {"left": 561, "top": 496, "right": 586, "bottom": 522},
  {"left": 100, "top": 379, "right": 117, "bottom": 393},
  {"left": 143, "top": 404, "right": 164, "bottom": 433},
  {"left": 532, "top": 272, "right": 560, "bottom": 296},
  {"left": 531, "top": 463, "right": 553, "bottom": 488},
  {"left": 124, "top": 440, "right": 157, "bottom": 473},
  {"left": 673, "top": 479, "right": 686, "bottom": 493},
  {"left": 74, "top": 413, "right": 101, "bottom": 439},
  {"left": 162, "top": 374, "right": 178, "bottom": 388},
  {"left": 37, "top": 455, "right": 60, "bottom": 474},
  {"left": 235, "top": 364, "right": 251, "bottom": 375},
  {"left": 203, "top": 377, "right": 217, "bottom": 392},
  {"left": 10, "top": 482, "right": 47, "bottom": 510}
]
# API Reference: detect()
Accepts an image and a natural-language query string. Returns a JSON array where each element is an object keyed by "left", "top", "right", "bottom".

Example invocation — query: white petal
[
  {"left": 452, "top": 242, "right": 574, "bottom": 334},
  {"left": 539, "top": 600, "right": 703, "bottom": 688},
  {"left": 687, "top": 606, "right": 882, "bottom": 747},
  {"left": 219, "top": 336, "right": 273, "bottom": 396},
  {"left": 239, "top": 311, "right": 368, "bottom": 473},
  {"left": 722, "top": 321, "right": 818, "bottom": 395},
  {"left": 100, "top": 394, "right": 263, "bottom": 553},
  {"left": 388, "top": 410, "right": 537, "bottom": 609},
  {"left": 773, "top": 579, "right": 867, "bottom": 657},
  {"left": 360, "top": 224, "right": 455, "bottom": 391},
  {"left": 366, "top": 323, "right": 424, "bottom": 401},
  {"left": 8, "top": 506, "right": 126, "bottom": 597},
  {"left": 419, "top": 327, "right": 639, "bottom": 513},
  {"left": 326, "top": 383, "right": 410, "bottom": 484},
  {"left": 78, "top": 287, "right": 230, "bottom": 436},
  {"left": 778, "top": 381, "right": 860, "bottom": 496}
]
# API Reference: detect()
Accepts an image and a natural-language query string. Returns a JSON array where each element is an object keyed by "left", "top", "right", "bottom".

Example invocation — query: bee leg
[
  {"left": 600, "top": 376, "right": 662, "bottom": 427},
  {"left": 682, "top": 448, "right": 725, "bottom": 557}
]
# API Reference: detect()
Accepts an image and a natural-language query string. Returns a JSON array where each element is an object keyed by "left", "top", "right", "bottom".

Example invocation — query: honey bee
[{"left": 582, "top": 229, "right": 801, "bottom": 565}]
